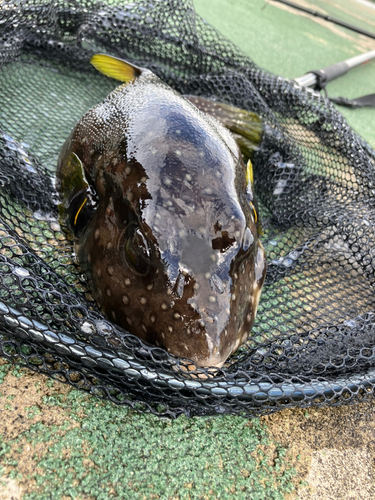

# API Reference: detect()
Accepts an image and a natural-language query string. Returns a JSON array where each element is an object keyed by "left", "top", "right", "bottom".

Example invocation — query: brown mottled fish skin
[{"left": 57, "top": 71, "right": 266, "bottom": 368}]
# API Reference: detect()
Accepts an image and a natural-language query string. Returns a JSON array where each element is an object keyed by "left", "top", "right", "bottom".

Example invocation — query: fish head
[{"left": 57, "top": 76, "right": 266, "bottom": 368}]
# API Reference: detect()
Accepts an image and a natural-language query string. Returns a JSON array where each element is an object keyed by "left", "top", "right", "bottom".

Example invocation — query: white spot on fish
[
  {"left": 106, "top": 242, "right": 112, "bottom": 250},
  {"left": 208, "top": 296, "right": 216, "bottom": 303},
  {"left": 107, "top": 266, "right": 114, "bottom": 276},
  {"left": 231, "top": 294, "right": 236, "bottom": 302},
  {"left": 141, "top": 324, "right": 147, "bottom": 333},
  {"left": 161, "top": 303, "right": 168, "bottom": 310},
  {"left": 97, "top": 268, "right": 102, "bottom": 278},
  {"left": 125, "top": 166, "right": 131, "bottom": 175},
  {"left": 176, "top": 150, "right": 181, "bottom": 156},
  {"left": 106, "top": 288, "right": 111, "bottom": 297},
  {"left": 140, "top": 297, "right": 147, "bottom": 305},
  {"left": 124, "top": 278, "right": 131, "bottom": 286},
  {"left": 94, "top": 229, "right": 100, "bottom": 240},
  {"left": 147, "top": 284, "right": 153, "bottom": 291},
  {"left": 246, "top": 314, "right": 251, "bottom": 323},
  {"left": 164, "top": 177, "right": 172, "bottom": 186},
  {"left": 185, "top": 174, "right": 192, "bottom": 182},
  {"left": 204, "top": 273, "right": 211, "bottom": 280},
  {"left": 150, "top": 315, "right": 156, "bottom": 323},
  {"left": 203, "top": 187, "right": 213, "bottom": 195},
  {"left": 174, "top": 312, "right": 181, "bottom": 319},
  {"left": 126, "top": 317, "right": 132, "bottom": 326},
  {"left": 122, "top": 295, "right": 129, "bottom": 305},
  {"left": 168, "top": 326, "right": 173, "bottom": 333}
]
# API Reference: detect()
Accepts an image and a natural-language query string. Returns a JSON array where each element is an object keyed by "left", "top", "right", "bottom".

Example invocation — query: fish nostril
[
  {"left": 210, "top": 273, "right": 224, "bottom": 294},
  {"left": 214, "top": 221, "right": 222, "bottom": 233},
  {"left": 174, "top": 272, "right": 185, "bottom": 298}
]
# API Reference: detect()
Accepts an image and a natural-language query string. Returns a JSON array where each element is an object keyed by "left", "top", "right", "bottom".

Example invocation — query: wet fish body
[{"left": 57, "top": 56, "right": 266, "bottom": 368}]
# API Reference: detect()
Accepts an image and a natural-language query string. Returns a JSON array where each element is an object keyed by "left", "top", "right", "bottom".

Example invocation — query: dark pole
[{"left": 269, "top": 0, "right": 375, "bottom": 41}]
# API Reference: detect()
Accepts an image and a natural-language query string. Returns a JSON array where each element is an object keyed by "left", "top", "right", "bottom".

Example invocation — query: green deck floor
[
  {"left": 1, "top": 1, "right": 375, "bottom": 499},
  {"left": 195, "top": 0, "right": 375, "bottom": 148}
]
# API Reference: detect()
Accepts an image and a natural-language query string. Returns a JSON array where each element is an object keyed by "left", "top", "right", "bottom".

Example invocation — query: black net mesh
[{"left": 1, "top": 0, "right": 375, "bottom": 417}]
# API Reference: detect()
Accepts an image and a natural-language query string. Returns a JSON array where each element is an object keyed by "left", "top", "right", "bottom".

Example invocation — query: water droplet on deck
[{"left": 13, "top": 267, "right": 30, "bottom": 278}]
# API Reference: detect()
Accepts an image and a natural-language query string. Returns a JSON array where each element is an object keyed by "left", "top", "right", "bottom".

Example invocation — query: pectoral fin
[
  {"left": 90, "top": 54, "right": 144, "bottom": 82},
  {"left": 185, "top": 95, "right": 263, "bottom": 161}
]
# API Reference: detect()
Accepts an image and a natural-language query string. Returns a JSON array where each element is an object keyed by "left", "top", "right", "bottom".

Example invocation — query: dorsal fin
[{"left": 90, "top": 54, "right": 144, "bottom": 82}]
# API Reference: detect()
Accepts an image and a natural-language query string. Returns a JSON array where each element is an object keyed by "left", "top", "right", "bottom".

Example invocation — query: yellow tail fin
[{"left": 90, "top": 54, "right": 143, "bottom": 82}]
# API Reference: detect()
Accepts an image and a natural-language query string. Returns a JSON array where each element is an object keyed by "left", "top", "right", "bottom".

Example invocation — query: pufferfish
[{"left": 56, "top": 54, "right": 266, "bottom": 368}]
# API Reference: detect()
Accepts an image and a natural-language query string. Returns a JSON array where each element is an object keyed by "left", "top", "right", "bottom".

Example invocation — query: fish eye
[
  {"left": 69, "top": 188, "right": 98, "bottom": 237},
  {"left": 122, "top": 227, "right": 152, "bottom": 276}
]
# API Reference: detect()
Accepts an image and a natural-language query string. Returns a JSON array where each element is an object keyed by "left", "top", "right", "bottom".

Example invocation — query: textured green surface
[
  {"left": 0, "top": 361, "right": 297, "bottom": 499},
  {"left": 194, "top": 0, "right": 375, "bottom": 147}
]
